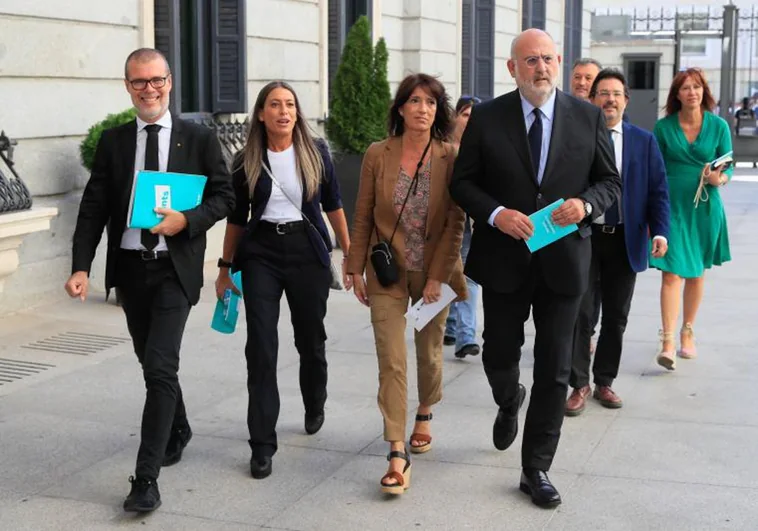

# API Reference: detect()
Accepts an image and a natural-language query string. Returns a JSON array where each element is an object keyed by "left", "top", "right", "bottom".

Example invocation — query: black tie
[
  {"left": 604, "top": 129, "right": 620, "bottom": 225},
  {"left": 528, "top": 109, "right": 542, "bottom": 182},
  {"left": 141, "top": 124, "right": 161, "bottom": 250}
]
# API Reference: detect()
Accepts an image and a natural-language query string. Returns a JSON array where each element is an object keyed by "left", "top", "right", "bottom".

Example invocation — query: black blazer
[
  {"left": 71, "top": 115, "right": 235, "bottom": 305},
  {"left": 450, "top": 89, "right": 622, "bottom": 296},
  {"left": 227, "top": 140, "right": 343, "bottom": 269}
]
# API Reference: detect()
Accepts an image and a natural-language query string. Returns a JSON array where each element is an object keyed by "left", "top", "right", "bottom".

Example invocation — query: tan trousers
[{"left": 369, "top": 271, "right": 449, "bottom": 442}]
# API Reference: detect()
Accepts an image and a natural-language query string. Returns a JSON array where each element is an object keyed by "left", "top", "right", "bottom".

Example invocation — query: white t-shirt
[{"left": 261, "top": 145, "right": 303, "bottom": 223}]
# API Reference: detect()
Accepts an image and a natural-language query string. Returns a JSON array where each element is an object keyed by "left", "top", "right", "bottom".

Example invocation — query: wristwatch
[
  {"left": 217, "top": 258, "right": 233, "bottom": 269},
  {"left": 583, "top": 201, "right": 593, "bottom": 218}
]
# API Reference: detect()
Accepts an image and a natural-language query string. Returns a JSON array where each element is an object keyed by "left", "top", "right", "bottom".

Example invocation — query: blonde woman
[{"left": 215, "top": 81, "right": 351, "bottom": 479}]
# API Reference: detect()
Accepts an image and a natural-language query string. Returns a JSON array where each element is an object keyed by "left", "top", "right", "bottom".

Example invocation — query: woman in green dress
[{"left": 651, "top": 68, "right": 732, "bottom": 370}]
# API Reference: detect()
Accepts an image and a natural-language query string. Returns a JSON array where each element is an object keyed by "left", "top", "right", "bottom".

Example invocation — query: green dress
[{"left": 650, "top": 112, "right": 732, "bottom": 278}]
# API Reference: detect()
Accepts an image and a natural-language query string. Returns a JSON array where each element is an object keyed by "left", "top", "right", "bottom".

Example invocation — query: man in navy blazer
[{"left": 566, "top": 68, "right": 670, "bottom": 415}]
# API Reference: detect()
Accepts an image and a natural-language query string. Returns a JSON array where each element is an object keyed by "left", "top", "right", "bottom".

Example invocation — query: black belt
[
  {"left": 259, "top": 220, "right": 306, "bottom": 235},
  {"left": 592, "top": 223, "right": 623, "bottom": 235},
  {"left": 120, "top": 249, "right": 170, "bottom": 260}
]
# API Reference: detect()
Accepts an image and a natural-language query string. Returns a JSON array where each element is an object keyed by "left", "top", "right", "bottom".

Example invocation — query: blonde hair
[{"left": 238, "top": 81, "right": 324, "bottom": 200}]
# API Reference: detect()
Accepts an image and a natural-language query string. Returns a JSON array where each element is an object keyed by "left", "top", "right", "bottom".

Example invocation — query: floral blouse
[{"left": 393, "top": 159, "right": 431, "bottom": 271}]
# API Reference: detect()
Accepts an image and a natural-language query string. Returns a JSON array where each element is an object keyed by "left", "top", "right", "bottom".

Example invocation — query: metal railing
[
  {"left": 0, "top": 131, "right": 32, "bottom": 213},
  {"left": 199, "top": 116, "right": 249, "bottom": 169}
]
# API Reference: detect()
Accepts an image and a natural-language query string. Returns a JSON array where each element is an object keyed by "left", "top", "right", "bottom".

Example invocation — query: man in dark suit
[
  {"left": 64, "top": 48, "right": 234, "bottom": 512},
  {"left": 566, "top": 69, "right": 670, "bottom": 415},
  {"left": 450, "top": 29, "right": 621, "bottom": 507}
]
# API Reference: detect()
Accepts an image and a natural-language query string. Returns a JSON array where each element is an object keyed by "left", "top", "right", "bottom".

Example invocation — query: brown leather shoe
[
  {"left": 593, "top": 385, "right": 623, "bottom": 409},
  {"left": 565, "top": 385, "right": 591, "bottom": 416}
]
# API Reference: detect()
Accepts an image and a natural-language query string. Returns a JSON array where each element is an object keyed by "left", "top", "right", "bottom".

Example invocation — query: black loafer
[
  {"left": 519, "top": 468, "right": 561, "bottom": 508},
  {"left": 250, "top": 456, "right": 273, "bottom": 479},
  {"left": 123, "top": 476, "right": 161, "bottom": 513},
  {"left": 304, "top": 412, "right": 325, "bottom": 435},
  {"left": 493, "top": 384, "right": 526, "bottom": 451},
  {"left": 454, "top": 344, "right": 481, "bottom": 359},
  {"left": 163, "top": 425, "right": 192, "bottom": 467}
]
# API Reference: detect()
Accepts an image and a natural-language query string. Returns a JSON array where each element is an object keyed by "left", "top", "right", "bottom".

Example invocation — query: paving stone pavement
[{"left": 1, "top": 176, "right": 757, "bottom": 530}]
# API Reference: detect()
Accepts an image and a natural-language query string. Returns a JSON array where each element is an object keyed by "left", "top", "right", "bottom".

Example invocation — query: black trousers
[
  {"left": 240, "top": 222, "right": 331, "bottom": 460},
  {"left": 571, "top": 225, "right": 637, "bottom": 389},
  {"left": 116, "top": 252, "right": 191, "bottom": 480},
  {"left": 481, "top": 260, "right": 582, "bottom": 471}
]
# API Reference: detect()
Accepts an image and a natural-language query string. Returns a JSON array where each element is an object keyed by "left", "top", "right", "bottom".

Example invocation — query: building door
[{"left": 624, "top": 54, "right": 660, "bottom": 132}]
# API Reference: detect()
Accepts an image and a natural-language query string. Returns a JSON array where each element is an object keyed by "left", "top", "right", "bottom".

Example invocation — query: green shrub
[
  {"left": 326, "top": 16, "right": 390, "bottom": 154},
  {"left": 79, "top": 108, "right": 138, "bottom": 170}
]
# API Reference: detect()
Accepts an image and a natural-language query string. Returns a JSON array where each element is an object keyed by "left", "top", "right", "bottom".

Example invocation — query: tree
[
  {"left": 370, "top": 37, "right": 391, "bottom": 142},
  {"left": 326, "top": 16, "right": 389, "bottom": 154}
]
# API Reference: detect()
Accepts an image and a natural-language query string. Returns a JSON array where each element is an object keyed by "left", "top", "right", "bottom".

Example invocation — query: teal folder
[
  {"left": 211, "top": 271, "right": 242, "bottom": 334},
  {"left": 128, "top": 170, "right": 207, "bottom": 229},
  {"left": 525, "top": 199, "right": 579, "bottom": 253}
]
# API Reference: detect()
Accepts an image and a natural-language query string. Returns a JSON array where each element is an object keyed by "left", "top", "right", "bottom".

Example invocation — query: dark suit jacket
[
  {"left": 71, "top": 115, "right": 235, "bottom": 305},
  {"left": 449, "top": 89, "right": 622, "bottom": 296},
  {"left": 617, "top": 122, "right": 670, "bottom": 273},
  {"left": 227, "top": 139, "right": 343, "bottom": 269}
]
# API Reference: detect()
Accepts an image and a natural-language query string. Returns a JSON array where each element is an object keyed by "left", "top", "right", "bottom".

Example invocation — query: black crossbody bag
[{"left": 370, "top": 138, "right": 432, "bottom": 287}]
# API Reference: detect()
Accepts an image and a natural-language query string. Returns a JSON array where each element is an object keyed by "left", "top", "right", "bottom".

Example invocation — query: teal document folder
[
  {"left": 211, "top": 271, "right": 242, "bottom": 334},
  {"left": 128, "top": 170, "right": 207, "bottom": 229},
  {"left": 526, "top": 199, "right": 579, "bottom": 253}
]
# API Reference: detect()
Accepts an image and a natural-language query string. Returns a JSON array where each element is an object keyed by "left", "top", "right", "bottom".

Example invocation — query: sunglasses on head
[{"left": 459, "top": 95, "right": 482, "bottom": 105}]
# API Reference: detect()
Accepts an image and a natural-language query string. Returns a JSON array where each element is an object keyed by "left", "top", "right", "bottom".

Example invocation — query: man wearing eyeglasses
[
  {"left": 65, "top": 48, "right": 234, "bottom": 513},
  {"left": 450, "top": 29, "right": 620, "bottom": 507},
  {"left": 566, "top": 68, "right": 670, "bottom": 416}
]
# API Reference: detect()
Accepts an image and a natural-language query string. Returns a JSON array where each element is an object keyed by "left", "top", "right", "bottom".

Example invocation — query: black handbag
[{"left": 370, "top": 138, "right": 432, "bottom": 287}]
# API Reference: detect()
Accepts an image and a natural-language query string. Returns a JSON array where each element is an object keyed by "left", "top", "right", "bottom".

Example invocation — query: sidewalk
[{"left": 1, "top": 178, "right": 757, "bottom": 530}]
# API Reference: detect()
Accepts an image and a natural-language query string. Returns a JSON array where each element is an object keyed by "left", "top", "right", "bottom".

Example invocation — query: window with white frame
[{"left": 678, "top": 13, "right": 708, "bottom": 56}]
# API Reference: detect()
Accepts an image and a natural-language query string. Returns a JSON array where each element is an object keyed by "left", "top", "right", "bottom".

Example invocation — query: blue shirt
[{"left": 488, "top": 89, "right": 557, "bottom": 226}]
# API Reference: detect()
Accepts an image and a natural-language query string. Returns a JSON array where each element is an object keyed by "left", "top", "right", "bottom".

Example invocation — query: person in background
[
  {"left": 734, "top": 96, "right": 755, "bottom": 136},
  {"left": 651, "top": 68, "right": 732, "bottom": 370},
  {"left": 570, "top": 57, "right": 604, "bottom": 354},
  {"left": 570, "top": 58, "right": 602, "bottom": 102},
  {"left": 566, "top": 68, "right": 670, "bottom": 416},
  {"left": 444, "top": 95, "right": 482, "bottom": 359},
  {"left": 346, "top": 73, "right": 466, "bottom": 495},
  {"left": 215, "top": 81, "right": 351, "bottom": 480}
]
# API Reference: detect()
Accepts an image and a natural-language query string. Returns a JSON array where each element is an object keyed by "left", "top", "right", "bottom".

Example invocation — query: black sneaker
[
  {"left": 163, "top": 425, "right": 192, "bottom": 466},
  {"left": 123, "top": 476, "right": 161, "bottom": 513},
  {"left": 443, "top": 335, "right": 456, "bottom": 346},
  {"left": 454, "top": 343, "right": 481, "bottom": 359}
]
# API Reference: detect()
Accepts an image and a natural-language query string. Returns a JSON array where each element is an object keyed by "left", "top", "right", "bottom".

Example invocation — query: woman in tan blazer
[{"left": 346, "top": 73, "right": 466, "bottom": 495}]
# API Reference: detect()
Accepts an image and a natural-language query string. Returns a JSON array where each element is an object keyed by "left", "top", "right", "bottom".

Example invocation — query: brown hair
[
  {"left": 388, "top": 74, "right": 453, "bottom": 139},
  {"left": 238, "top": 81, "right": 324, "bottom": 200},
  {"left": 665, "top": 68, "right": 716, "bottom": 116}
]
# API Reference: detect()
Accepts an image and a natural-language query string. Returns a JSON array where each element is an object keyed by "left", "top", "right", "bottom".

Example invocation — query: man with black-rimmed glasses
[{"left": 65, "top": 48, "right": 234, "bottom": 513}]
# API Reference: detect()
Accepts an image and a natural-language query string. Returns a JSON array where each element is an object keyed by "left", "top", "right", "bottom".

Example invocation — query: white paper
[{"left": 409, "top": 283, "right": 457, "bottom": 332}]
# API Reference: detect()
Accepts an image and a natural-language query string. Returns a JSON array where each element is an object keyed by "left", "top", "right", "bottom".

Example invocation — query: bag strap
[
  {"left": 694, "top": 163, "right": 710, "bottom": 208},
  {"left": 376, "top": 136, "right": 433, "bottom": 245},
  {"left": 261, "top": 159, "right": 331, "bottom": 256}
]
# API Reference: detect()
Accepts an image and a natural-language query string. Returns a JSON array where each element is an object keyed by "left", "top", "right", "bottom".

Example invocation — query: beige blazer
[{"left": 346, "top": 136, "right": 467, "bottom": 301}]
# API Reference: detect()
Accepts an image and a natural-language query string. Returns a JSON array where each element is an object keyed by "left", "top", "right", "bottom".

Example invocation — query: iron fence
[{"left": 0, "top": 131, "right": 32, "bottom": 214}]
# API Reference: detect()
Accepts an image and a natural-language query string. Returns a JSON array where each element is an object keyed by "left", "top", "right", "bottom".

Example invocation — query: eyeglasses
[
  {"left": 524, "top": 55, "right": 555, "bottom": 67},
  {"left": 596, "top": 90, "right": 626, "bottom": 99},
  {"left": 127, "top": 76, "right": 170, "bottom": 90}
]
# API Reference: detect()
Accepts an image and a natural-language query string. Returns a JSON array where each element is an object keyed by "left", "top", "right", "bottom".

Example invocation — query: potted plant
[
  {"left": 80, "top": 108, "right": 137, "bottom": 171},
  {"left": 326, "top": 16, "right": 390, "bottom": 227}
]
